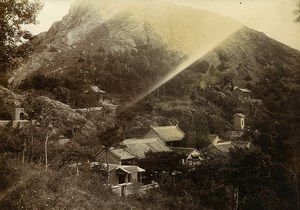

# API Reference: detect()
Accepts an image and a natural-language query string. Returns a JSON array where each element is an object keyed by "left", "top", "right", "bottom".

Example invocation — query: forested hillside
[{"left": 1, "top": 0, "right": 300, "bottom": 209}]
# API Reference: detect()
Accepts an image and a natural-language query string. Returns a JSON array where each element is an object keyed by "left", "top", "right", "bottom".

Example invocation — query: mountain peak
[{"left": 48, "top": 0, "right": 242, "bottom": 53}]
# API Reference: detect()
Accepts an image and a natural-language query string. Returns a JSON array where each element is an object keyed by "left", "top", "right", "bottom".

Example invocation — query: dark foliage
[
  {"left": 0, "top": 0, "right": 42, "bottom": 77},
  {"left": 0, "top": 98, "right": 12, "bottom": 120},
  {"left": 137, "top": 151, "right": 187, "bottom": 177},
  {"left": 20, "top": 74, "right": 101, "bottom": 108}
]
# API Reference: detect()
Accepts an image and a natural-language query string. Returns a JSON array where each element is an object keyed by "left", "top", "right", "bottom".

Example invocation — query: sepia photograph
[{"left": 0, "top": 0, "right": 300, "bottom": 209}]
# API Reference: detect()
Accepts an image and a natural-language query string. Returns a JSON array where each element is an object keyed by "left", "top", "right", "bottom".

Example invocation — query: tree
[
  {"left": 137, "top": 151, "right": 188, "bottom": 184},
  {"left": 25, "top": 97, "right": 56, "bottom": 171},
  {"left": 0, "top": 97, "right": 12, "bottom": 120},
  {"left": 0, "top": 0, "right": 43, "bottom": 74},
  {"left": 188, "top": 152, "right": 232, "bottom": 210},
  {"left": 96, "top": 125, "right": 124, "bottom": 185},
  {"left": 0, "top": 125, "right": 29, "bottom": 157},
  {"left": 227, "top": 148, "right": 297, "bottom": 210},
  {"left": 185, "top": 148, "right": 297, "bottom": 210}
]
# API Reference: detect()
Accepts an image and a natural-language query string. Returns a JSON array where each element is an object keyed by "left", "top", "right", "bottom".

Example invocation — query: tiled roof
[
  {"left": 116, "top": 165, "right": 145, "bottom": 173},
  {"left": 122, "top": 138, "right": 171, "bottom": 158},
  {"left": 233, "top": 113, "right": 246, "bottom": 118},
  {"left": 110, "top": 148, "right": 136, "bottom": 160},
  {"left": 99, "top": 163, "right": 145, "bottom": 173},
  {"left": 150, "top": 126, "right": 185, "bottom": 142},
  {"left": 169, "top": 147, "right": 199, "bottom": 155},
  {"left": 226, "top": 130, "right": 244, "bottom": 140},
  {"left": 214, "top": 142, "right": 235, "bottom": 152},
  {"left": 94, "top": 148, "right": 136, "bottom": 160},
  {"left": 207, "top": 134, "right": 224, "bottom": 145},
  {"left": 232, "top": 141, "right": 251, "bottom": 148},
  {"left": 207, "top": 134, "right": 218, "bottom": 142},
  {"left": 213, "top": 141, "right": 250, "bottom": 153}
]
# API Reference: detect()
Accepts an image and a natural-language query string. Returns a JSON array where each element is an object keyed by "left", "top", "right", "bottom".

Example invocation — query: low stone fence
[
  {"left": 111, "top": 183, "right": 133, "bottom": 197},
  {"left": 111, "top": 182, "right": 159, "bottom": 197}
]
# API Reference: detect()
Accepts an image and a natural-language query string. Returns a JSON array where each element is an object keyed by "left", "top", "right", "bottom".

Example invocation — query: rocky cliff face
[
  {"left": 9, "top": 0, "right": 241, "bottom": 91},
  {"left": 180, "top": 26, "right": 300, "bottom": 88},
  {"left": 8, "top": 0, "right": 300, "bottom": 108}
]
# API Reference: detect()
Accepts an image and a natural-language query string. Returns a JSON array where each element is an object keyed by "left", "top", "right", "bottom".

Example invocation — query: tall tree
[
  {"left": 96, "top": 125, "right": 124, "bottom": 185},
  {"left": 25, "top": 97, "right": 56, "bottom": 171},
  {"left": 0, "top": 0, "right": 42, "bottom": 73}
]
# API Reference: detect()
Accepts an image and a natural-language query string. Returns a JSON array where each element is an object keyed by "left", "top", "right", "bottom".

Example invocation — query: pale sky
[
  {"left": 27, "top": 0, "right": 300, "bottom": 50},
  {"left": 27, "top": 0, "right": 75, "bottom": 35}
]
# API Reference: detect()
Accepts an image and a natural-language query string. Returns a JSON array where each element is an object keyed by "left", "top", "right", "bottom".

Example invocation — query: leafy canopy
[{"left": 0, "top": 0, "right": 43, "bottom": 73}]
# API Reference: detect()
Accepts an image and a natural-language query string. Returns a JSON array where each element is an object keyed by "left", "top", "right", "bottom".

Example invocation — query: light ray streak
[{"left": 125, "top": 26, "right": 242, "bottom": 109}]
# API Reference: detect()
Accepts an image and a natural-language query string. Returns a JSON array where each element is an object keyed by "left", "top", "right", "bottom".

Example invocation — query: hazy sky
[
  {"left": 27, "top": 0, "right": 300, "bottom": 50},
  {"left": 27, "top": 0, "right": 75, "bottom": 35},
  {"left": 172, "top": 0, "right": 300, "bottom": 50}
]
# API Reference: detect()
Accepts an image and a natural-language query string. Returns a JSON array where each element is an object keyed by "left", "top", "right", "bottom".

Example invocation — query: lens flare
[{"left": 125, "top": 26, "right": 242, "bottom": 109}]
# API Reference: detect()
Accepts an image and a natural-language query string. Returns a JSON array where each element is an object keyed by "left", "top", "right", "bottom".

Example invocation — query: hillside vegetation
[{"left": 1, "top": 0, "right": 300, "bottom": 209}]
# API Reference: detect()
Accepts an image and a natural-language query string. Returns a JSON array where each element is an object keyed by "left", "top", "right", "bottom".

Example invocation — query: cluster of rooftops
[
  {"left": 95, "top": 125, "right": 188, "bottom": 165},
  {"left": 95, "top": 115, "right": 251, "bottom": 170},
  {"left": 93, "top": 125, "right": 201, "bottom": 188},
  {"left": 91, "top": 116, "right": 251, "bottom": 189}
]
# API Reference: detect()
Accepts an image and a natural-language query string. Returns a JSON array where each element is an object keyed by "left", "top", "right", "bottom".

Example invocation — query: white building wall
[{"left": 234, "top": 116, "right": 245, "bottom": 130}]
